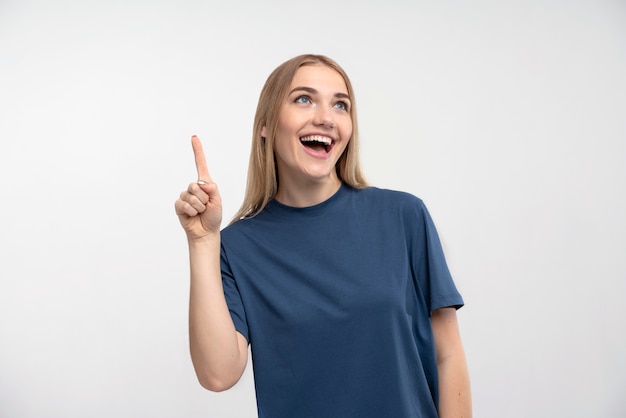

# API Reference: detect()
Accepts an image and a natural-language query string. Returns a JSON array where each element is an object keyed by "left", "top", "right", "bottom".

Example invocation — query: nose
[{"left": 313, "top": 105, "right": 335, "bottom": 129}]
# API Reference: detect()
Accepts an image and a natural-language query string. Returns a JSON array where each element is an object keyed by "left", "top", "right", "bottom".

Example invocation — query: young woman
[{"left": 175, "top": 54, "right": 472, "bottom": 417}]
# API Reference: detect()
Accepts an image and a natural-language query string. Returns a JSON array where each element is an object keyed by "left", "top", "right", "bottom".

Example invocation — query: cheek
[
  {"left": 275, "top": 115, "right": 296, "bottom": 139},
  {"left": 341, "top": 119, "right": 353, "bottom": 141}
]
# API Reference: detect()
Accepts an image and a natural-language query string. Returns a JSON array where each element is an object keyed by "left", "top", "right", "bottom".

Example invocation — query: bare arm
[
  {"left": 431, "top": 307, "right": 472, "bottom": 418},
  {"left": 175, "top": 136, "right": 248, "bottom": 391}
]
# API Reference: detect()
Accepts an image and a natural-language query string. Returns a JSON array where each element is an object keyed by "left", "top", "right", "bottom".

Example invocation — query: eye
[
  {"left": 334, "top": 101, "right": 350, "bottom": 111},
  {"left": 294, "top": 95, "right": 312, "bottom": 104}
]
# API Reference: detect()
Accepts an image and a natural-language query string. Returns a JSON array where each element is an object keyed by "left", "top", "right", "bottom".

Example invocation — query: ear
[{"left": 261, "top": 126, "right": 267, "bottom": 138}]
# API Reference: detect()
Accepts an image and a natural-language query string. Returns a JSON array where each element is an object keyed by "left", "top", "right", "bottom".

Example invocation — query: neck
[{"left": 275, "top": 175, "right": 342, "bottom": 207}]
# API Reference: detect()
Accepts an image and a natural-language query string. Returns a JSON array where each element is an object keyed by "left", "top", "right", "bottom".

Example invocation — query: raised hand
[{"left": 175, "top": 135, "right": 223, "bottom": 240}]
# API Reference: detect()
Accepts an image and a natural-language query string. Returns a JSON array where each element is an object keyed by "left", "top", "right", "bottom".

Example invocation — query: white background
[{"left": 1, "top": 0, "right": 625, "bottom": 417}]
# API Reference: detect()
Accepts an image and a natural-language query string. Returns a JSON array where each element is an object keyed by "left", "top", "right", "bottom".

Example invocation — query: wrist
[{"left": 187, "top": 232, "right": 221, "bottom": 248}]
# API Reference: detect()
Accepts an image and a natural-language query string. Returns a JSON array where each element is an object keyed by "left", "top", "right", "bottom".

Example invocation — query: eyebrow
[{"left": 288, "top": 86, "right": 351, "bottom": 100}]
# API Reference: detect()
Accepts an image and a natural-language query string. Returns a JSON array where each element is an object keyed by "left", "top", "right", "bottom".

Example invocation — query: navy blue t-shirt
[{"left": 220, "top": 184, "right": 463, "bottom": 418}]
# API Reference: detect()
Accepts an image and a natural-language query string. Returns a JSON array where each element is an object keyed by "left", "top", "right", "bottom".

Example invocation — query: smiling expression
[{"left": 263, "top": 64, "right": 353, "bottom": 196}]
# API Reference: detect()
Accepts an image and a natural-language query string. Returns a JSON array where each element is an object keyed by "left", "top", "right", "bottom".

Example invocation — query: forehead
[{"left": 289, "top": 64, "right": 348, "bottom": 94}]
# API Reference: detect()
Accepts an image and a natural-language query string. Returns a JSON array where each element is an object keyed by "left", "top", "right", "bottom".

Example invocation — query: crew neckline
[{"left": 265, "top": 183, "right": 350, "bottom": 218}]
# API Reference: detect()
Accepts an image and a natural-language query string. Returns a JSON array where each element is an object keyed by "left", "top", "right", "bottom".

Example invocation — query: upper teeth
[{"left": 300, "top": 135, "right": 332, "bottom": 145}]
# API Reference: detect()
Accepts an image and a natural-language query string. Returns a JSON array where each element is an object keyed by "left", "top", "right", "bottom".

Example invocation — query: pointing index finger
[{"left": 191, "top": 135, "right": 211, "bottom": 182}]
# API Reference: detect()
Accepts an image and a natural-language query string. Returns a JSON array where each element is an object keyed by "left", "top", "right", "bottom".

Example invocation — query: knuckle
[{"left": 185, "top": 202, "right": 198, "bottom": 216}]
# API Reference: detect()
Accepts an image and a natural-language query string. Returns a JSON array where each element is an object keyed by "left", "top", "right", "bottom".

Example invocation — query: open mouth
[{"left": 300, "top": 135, "right": 333, "bottom": 153}]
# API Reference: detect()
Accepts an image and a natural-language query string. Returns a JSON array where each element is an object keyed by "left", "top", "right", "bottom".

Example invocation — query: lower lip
[{"left": 301, "top": 142, "right": 333, "bottom": 159}]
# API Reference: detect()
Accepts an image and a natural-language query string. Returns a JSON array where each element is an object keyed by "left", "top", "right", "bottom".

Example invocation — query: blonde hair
[{"left": 230, "top": 54, "right": 368, "bottom": 223}]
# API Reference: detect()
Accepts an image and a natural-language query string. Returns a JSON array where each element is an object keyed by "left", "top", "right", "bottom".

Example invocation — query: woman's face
[{"left": 263, "top": 64, "right": 353, "bottom": 192}]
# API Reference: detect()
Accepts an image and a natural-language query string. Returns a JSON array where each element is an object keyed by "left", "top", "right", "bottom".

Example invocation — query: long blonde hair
[{"left": 230, "top": 54, "right": 368, "bottom": 223}]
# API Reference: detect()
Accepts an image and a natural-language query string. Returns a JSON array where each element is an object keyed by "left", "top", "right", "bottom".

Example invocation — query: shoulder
[
  {"left": 221, "top": 214, "right": 257, "bottom": 237},
  {"left": 220, "top": 213, "right": 260, "bottom": 245},
  {"left": 353, "top": 186, "right": 427, "bottom": 211},
  {"left": 357, "top": 188, "right": 438, "bottom": 236}
]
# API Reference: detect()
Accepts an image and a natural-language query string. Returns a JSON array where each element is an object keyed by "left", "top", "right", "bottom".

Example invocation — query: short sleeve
[
  {"left": 220, "top": 244, "right": 250, "bottom": 342},
  {"left": 410, "top": 199, "right": 464, "bottom": 314}
]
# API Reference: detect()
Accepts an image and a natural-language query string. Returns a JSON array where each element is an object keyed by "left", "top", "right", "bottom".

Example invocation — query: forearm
[
  {"left": 188, "top": 234, "right": 246, "bottom": 391},
  {"left": 437, "top": 354, "right": 472, "bottom": 418}
]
